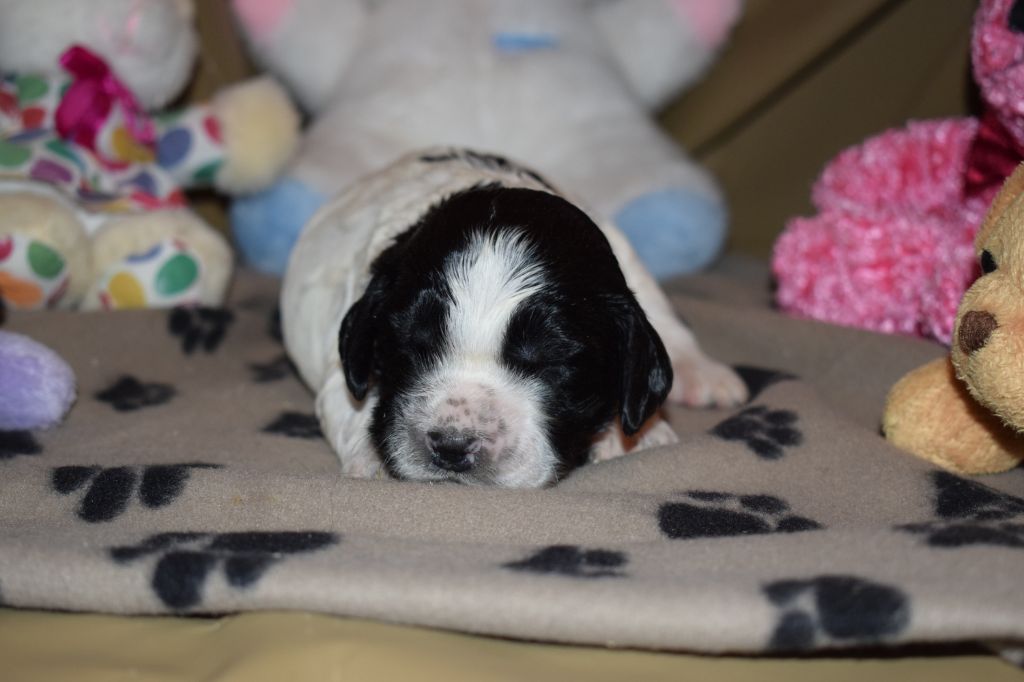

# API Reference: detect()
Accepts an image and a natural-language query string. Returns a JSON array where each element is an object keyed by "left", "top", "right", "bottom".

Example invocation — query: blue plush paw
[
  {"left": 614, "top": 188, "right": 727, "bottom": 280},
  {"left": 230, "top": 177, "right": 328, "bottom": 276}
]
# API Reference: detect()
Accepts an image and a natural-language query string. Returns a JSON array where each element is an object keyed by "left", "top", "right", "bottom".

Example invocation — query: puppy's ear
[
  {"left": 338, "top": 272, "right": 390, "bottom": 401},
  {"left": 618, "top": 303, "right": 673, "bottom": 435}
]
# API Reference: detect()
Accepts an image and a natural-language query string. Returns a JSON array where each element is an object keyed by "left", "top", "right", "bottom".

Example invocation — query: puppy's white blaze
[{"left": 444, "top": 231, "right": 546, "bottom": 359}]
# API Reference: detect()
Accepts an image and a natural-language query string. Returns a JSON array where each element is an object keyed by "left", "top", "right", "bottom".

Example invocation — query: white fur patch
[{"left": 444, "top": 230, "right": 546, "bottom": 358}]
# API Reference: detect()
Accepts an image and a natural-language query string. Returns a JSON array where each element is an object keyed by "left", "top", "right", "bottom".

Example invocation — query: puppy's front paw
[
  {"left": 636, "top": 418, "right": 679, "bottom": 449},
  {"left": 590, "top": 417, "right": 679, "bottom": 463},
  {"left": 668, "top": 353, "right": 748, "bottom": 408}
]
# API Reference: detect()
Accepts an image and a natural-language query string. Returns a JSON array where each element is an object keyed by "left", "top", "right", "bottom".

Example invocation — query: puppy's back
[{"left": 281, "top": 148, "right": 560, "bottom": 393}]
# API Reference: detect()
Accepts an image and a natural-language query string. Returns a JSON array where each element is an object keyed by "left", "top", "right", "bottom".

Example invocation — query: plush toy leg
[
  {"left": 883, "top": 357, "right": 1024, "bottom": 474},
  {"left": 80, "top": 210, "right": 233, "bottom": 310},
  {"left": 0, "top": 191, "right": 91, "bottom": 309},
  {"left": 543, "top": 119, "right": 726, "bottom": 279},
  {"left": 614, "top": 185, "right": 726, "bottom": 279},
  {"left": 230, "top": 175, "right": 327, "bottom": 276}
]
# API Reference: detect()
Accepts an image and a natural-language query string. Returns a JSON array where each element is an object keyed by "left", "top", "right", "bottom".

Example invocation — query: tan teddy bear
[{"left": 883, "top": 163, "right": 1024, "bottom": 475}]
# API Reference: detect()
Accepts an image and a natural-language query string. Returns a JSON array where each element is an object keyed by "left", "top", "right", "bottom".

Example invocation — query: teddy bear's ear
[{"left": 977, "top": 162, "right": 1024, "bottom": 245}]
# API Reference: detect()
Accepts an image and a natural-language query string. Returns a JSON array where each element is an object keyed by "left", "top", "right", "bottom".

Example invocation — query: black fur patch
[{"left": 419, "top": 148, "right": 556, "bottom": 191}]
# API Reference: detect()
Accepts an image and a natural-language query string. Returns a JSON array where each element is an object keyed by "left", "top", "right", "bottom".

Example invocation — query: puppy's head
[{"left": 339, "top": 186, "right": 671, "bottom": 487}]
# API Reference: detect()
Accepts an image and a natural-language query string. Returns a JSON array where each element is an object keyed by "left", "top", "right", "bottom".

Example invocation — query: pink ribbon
[
  {"left": 963, "top": 107, "right": 1024, "bottom": 200},
  {"left": 55, "top": 44, "right": 155, "bottom": 156}
]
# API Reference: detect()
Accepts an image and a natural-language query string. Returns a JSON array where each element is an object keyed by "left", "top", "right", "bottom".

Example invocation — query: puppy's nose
[
  {"left": 958, "top": 310, "right": 998, "bottom": 355},
  {"left": 427, "top": 429, "right": 479, "bottom": 473}
]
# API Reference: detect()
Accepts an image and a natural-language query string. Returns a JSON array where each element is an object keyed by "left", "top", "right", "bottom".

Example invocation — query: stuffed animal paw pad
[
  {"left": 93, "top": 238, "right": 203, "bottom": 310},
  {"left": 0, "top": 233, "right": 70, "bottom": 309}
]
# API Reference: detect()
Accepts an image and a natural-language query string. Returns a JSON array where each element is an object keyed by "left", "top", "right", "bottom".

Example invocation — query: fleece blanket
[{"left": 2, "top": 260, "right": 1023, "bottom": 657}]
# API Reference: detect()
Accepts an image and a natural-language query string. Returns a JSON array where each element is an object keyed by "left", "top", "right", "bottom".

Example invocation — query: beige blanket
[{"left": 2, "top": 261, "right": 1022, "bottom": 657}]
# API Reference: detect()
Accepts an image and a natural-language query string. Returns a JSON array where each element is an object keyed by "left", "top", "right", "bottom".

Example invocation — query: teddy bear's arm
[
  {"left": 589, "top": 0, "right": 742, "bottom": 110},
  {"left": 153, "top": 103, "right": 231, "bottom": 191}
]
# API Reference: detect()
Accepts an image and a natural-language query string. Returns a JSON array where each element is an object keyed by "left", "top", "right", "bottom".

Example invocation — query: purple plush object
[{"left": 0, "top": 330, "right": 76, "bottom": 430}]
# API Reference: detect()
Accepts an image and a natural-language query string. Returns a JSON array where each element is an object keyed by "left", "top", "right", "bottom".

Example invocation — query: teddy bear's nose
[{"left": 958, "top": 310, "right": 998, "bottom": 355}]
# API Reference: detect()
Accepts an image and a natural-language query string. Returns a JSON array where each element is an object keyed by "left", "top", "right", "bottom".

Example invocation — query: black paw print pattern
[
  {"left": 711, "top": 405, "right": 802, "bottom": 459},
  {"left": 659, "top": 491, "right": 822, "bottom": 540},
  {"left": 94, "top": 375, "right": 175, "bottom": 412},
  {"left": 110, "top": 531, "right": 338, "bottom": 609},
  {"left": 503, "top": 545, "right": 627, "bottom": 579},
  {"left": 898, "top": 471, "right": 1024, "bottom": 549},
  {"left": 0, "top": 430, "right": 42, "bottom": 459},
  {"left": 764, "top": 575, "right": 910, "bottom": 651},
  {"left": 168, "top": 306, "right": 234, "bottom": 354},
  {"left": 263, "top": 412, "right": 322, "bottom": 439},
  {"left": 733, "top": 366, "right": 798, "bottom": 402},
  {"left": 248, "top": 353, "right": 294, "bottom": 383},
  {"left": 52, "top": 463, "right": 220, "bottom": 522}
]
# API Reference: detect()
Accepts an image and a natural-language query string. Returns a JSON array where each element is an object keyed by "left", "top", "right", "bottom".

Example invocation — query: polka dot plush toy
[
  {"left": 0, "top": 0, "right": 300, "bottom": 311},
  {"left": 772, "top": 0, "right": 1024, "bottom": 344},
  {"left": 229, "top": 0, "right": 742, "bottom": 279}
]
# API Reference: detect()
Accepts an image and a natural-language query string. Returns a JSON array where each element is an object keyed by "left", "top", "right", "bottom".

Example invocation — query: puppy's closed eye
[{"left": 503, "top": 306, "right": 584, "bottom": 375}]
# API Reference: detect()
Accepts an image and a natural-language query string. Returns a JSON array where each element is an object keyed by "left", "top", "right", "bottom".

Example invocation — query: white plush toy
[
  {"left": 230, "top": 0, "right": 741, "bottom": 279},
  {"left": 0, "top": 0, "right": 299, "bottom": 310}
]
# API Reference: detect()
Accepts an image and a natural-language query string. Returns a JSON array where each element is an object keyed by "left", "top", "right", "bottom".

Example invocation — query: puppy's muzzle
[{"left": 427, "top": 428, "right": 480, "bottom": 473}]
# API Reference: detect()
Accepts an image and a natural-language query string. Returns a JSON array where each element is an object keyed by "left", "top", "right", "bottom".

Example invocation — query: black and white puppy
[{"left": 281, "top": 148, "right": 747, "bottom": 487}]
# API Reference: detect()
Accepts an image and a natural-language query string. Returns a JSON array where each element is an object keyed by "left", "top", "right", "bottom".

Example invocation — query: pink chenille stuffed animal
[{"left": 772, "top": 0, "right": 1024, "bottom": 344}]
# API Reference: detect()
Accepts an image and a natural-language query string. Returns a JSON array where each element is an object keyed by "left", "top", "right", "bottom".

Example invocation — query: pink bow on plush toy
[
  {"left": 964, "top": 108, "right": 1024, "bottom": 199},
  {"left": 55, "top": 44, "right": 156, "bottom": 160}
]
